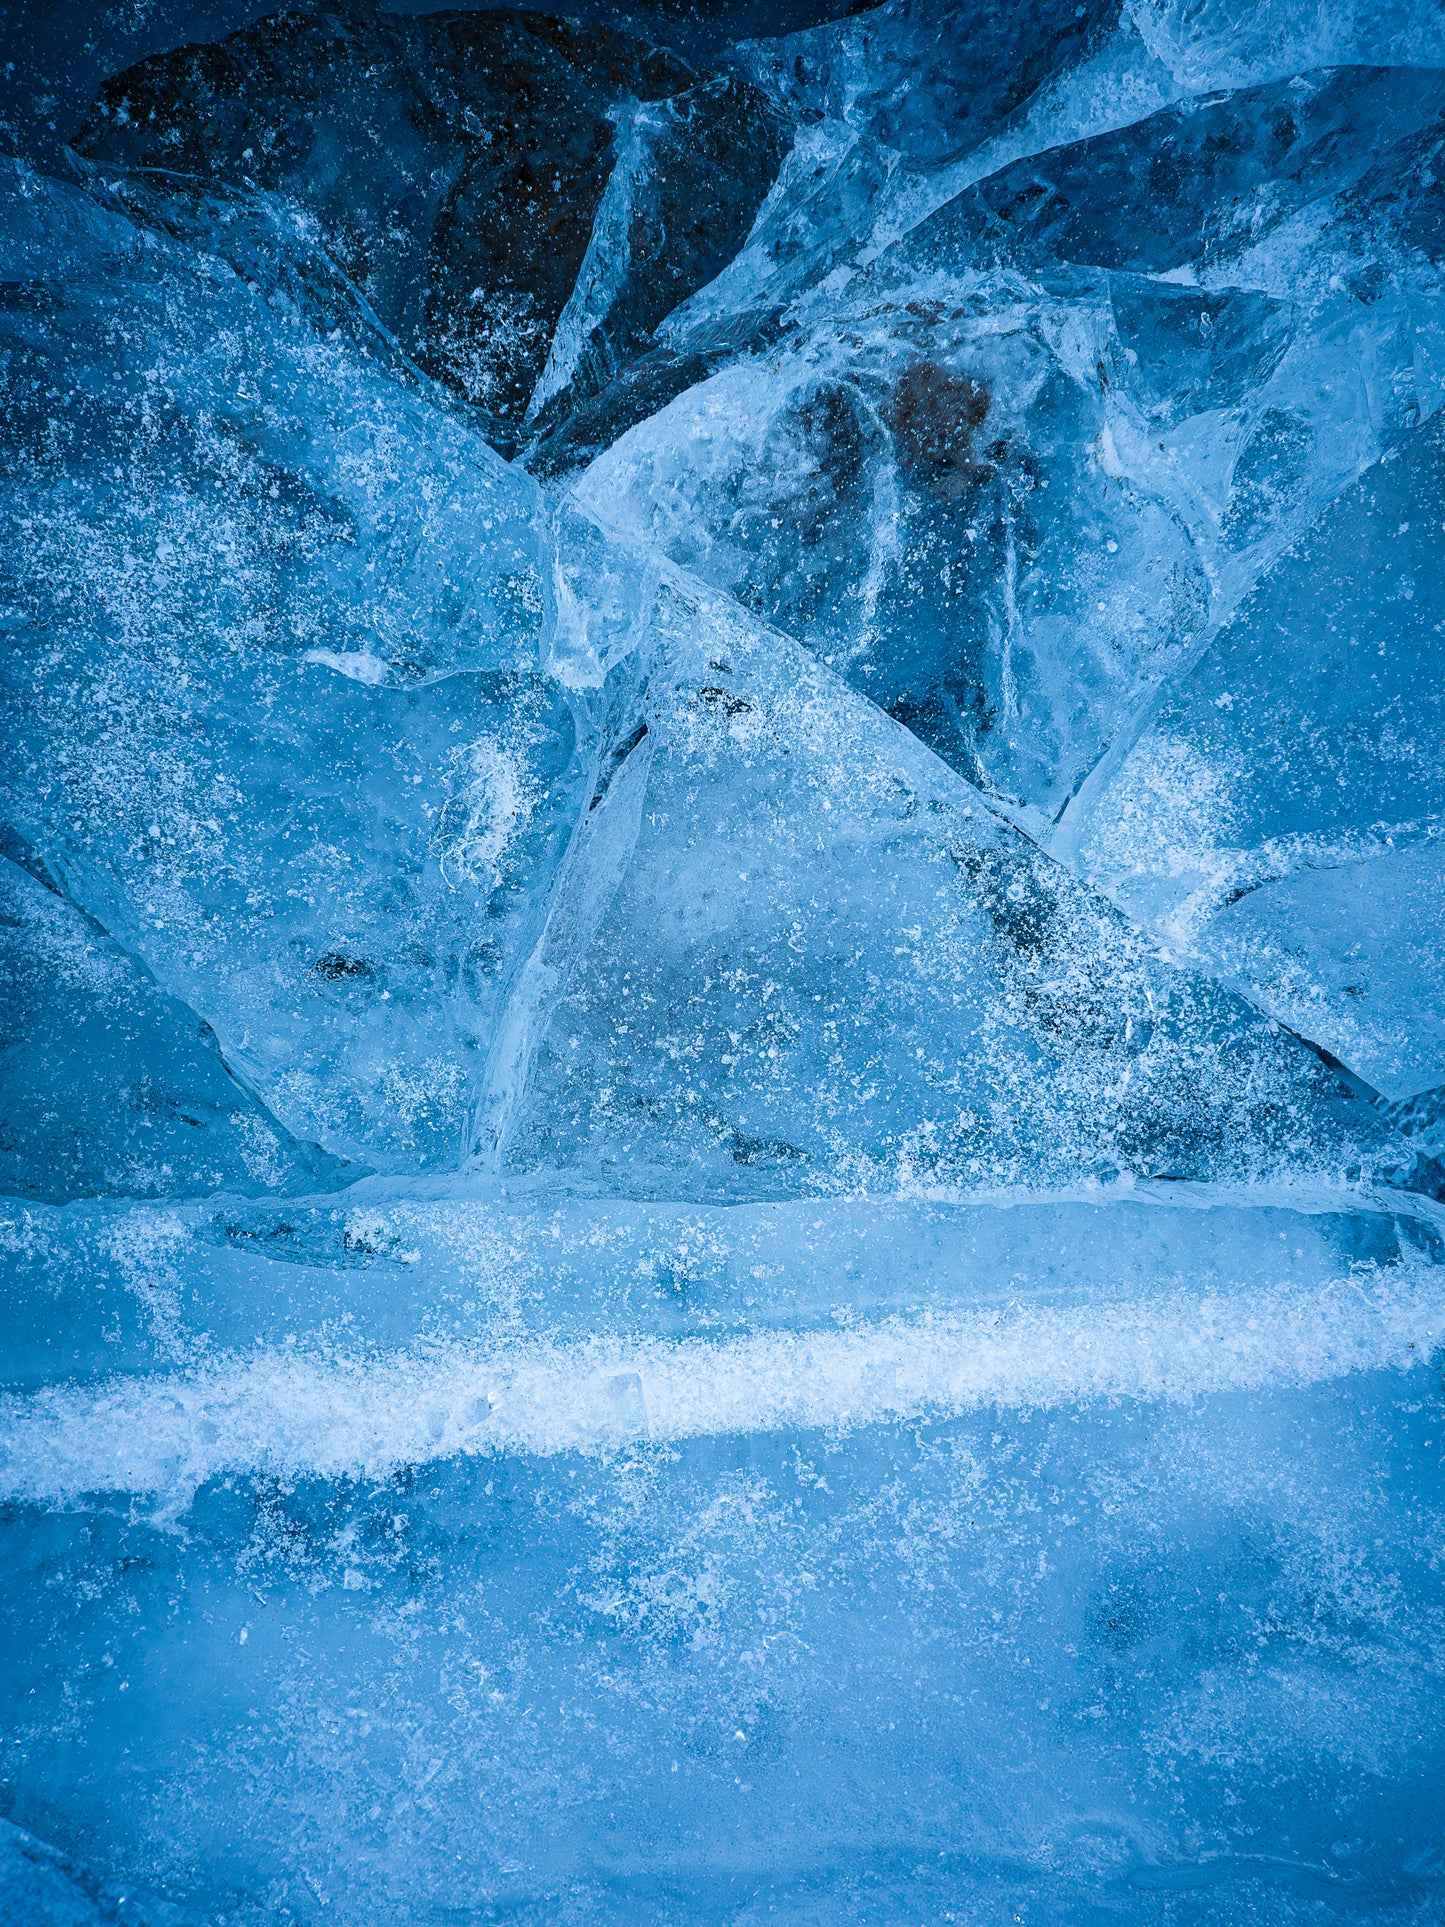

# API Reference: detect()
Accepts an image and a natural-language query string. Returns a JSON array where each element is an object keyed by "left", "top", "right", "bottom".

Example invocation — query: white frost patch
[
  {"left": 1081, "top": 732, "right": 1246, "bottom": 941},
  {"left": 231, "top": 1113, "right": 289, "bottom": 1188},
  {"left": 3, "top": 1271, "right": 1442, "bottom": 1508},
  {"left": 301, "top": 648, "right": 393, "bottom": 686},
  {"left": 433, "top": 737, "right": 533, "bottom": 890}
]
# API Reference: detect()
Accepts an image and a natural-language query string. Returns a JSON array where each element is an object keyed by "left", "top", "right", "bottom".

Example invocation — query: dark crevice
[
  {"left": 0, "top": 823, "right": 64, "bottom": 897},
  {"left": 1277, "top": 1025, "right": 1384, "bottom": 1105},
  {"left": 588, "top": 719, "right": 649, "bottom": 812}
]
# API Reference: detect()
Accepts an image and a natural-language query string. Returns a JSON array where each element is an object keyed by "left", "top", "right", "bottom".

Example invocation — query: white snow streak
[{"left": 2, "top": 1273, "right": 1442, "bottom": 1506}]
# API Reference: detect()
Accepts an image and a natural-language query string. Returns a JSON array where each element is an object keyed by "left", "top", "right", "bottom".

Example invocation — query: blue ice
[{"left": 3, "top": 3, "right": 1445, "bottom": 1922}]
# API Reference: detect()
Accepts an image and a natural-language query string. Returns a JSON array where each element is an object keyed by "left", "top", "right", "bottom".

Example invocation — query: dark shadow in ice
[
  {"left": 0, "top": 853, "right": 354, "bottom": 1204},
  {"left": 73, "top": 5, "right": 785, "bottom": 446}
]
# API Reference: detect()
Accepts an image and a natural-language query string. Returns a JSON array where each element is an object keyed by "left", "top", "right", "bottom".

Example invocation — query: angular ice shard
[
  {"left": 1067, "top": 406, "right": 1445, "bottom": 1101},
  {"left": 527, "top": 0, "right": 1140, "bottom": 473},
  {"left": 542, "top": 8, "right": 1445, "bottom": 479},
  {"left": 572, "top": 291, "right": 1214, "bottom": 821},
  {"left": 0, "top": 164, "right": 588, "bottom": 1168},
  {"left": 1129, "top": 0, "right": 1445, "bottom": 89},
  {"left": 900, "top": 66, "right": 1445, "bottom": 278},
  {"left": 1207, "top": 846, "right": 1445, "bottom": 1098},
  {"left": 74, "top": 8, "right": 683, "bottom": 420},
  {"left": 577, "top": 59, "right": 1445, "bottom": 822},
  {"left": 495, "top": 555, "right": 1400, "bottom": 1195},
  {"left": 522, "top": 76, "right": 785, "bottom": 434}
]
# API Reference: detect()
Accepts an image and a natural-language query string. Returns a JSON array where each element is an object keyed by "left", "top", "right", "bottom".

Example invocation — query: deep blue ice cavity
[{"left": 3, "top": 2, "right": 1445, "bottom": 1921}]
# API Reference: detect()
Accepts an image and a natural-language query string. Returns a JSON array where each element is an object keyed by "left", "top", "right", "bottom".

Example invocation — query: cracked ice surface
[{"left": 3, "top": 2, "right": 1445, "bottom": 1922}]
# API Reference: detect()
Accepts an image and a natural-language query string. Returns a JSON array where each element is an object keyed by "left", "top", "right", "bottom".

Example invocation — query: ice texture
[
  {"left": 1067, "top": 408, "right": 1445, "bottom": 1100},
  {"left": 4, "top": 0, "right": 1445, "bottom": 1921}
]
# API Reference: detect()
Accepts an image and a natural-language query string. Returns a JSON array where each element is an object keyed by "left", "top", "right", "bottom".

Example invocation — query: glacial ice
[{"left": 3, "top": 1, "right": 1445, "bottom": 1922}]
